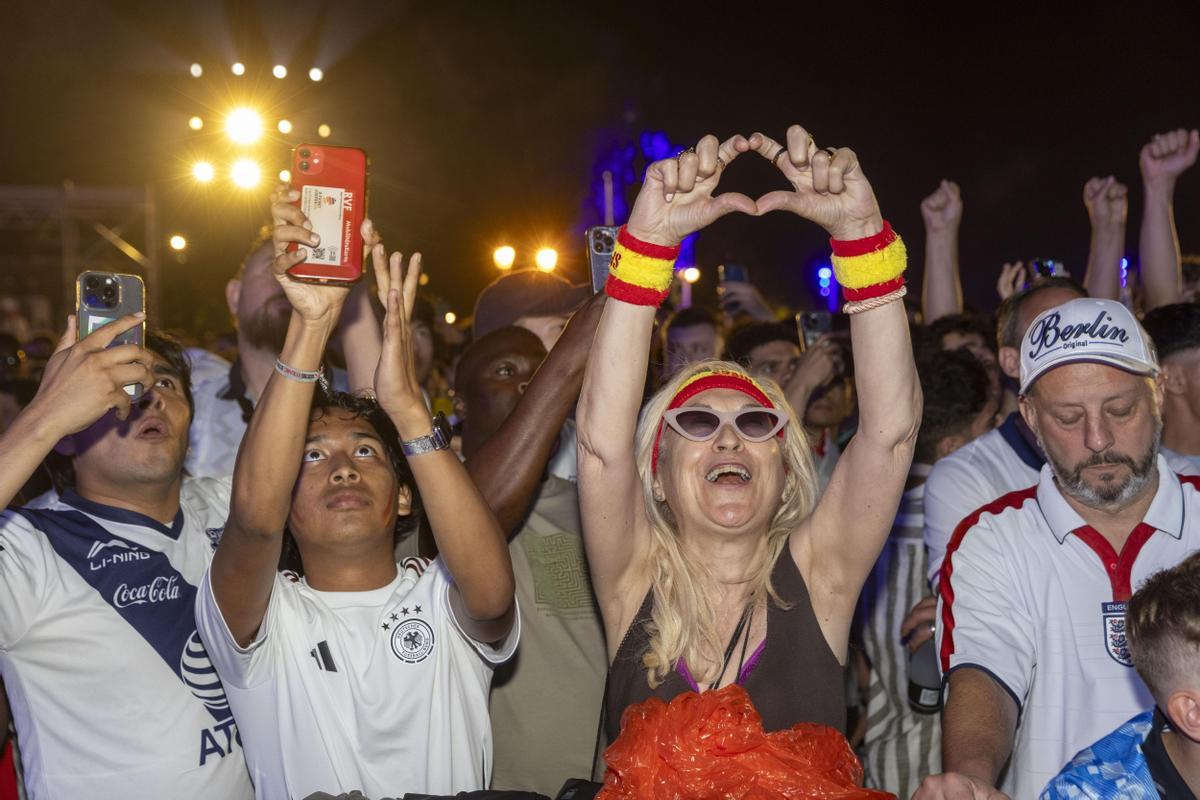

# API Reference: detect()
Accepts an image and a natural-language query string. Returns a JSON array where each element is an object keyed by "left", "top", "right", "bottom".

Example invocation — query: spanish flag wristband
[
  {"left": 830, "top": 221, "right": 908, "bottom": 306},
  {"left": 604, "top": 226, "right": 680, "bottom": 307}
]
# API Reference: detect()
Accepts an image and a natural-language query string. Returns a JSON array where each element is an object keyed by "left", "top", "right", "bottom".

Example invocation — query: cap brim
[{"left": 1020, "top": 354, "right": 1159, "bottom": 395}]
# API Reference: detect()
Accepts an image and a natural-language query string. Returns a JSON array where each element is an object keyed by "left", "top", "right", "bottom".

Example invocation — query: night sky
[{"left": 3, "top": 1, "right": 1198, "bottom": 335}]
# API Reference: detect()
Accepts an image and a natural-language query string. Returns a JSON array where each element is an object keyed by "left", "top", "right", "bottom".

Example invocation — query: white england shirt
[
  {"left": 196, "top": 556, "right": 519, "bottom": 799},
  {"left": 923, "top": 413, "right": 1044, "bottom": 586},
  {"left": 0, "top": 479, "right": 251, "bottom": 800},
  {"left": 936, "top": 456, "right": 1200, "bottom": 798}
]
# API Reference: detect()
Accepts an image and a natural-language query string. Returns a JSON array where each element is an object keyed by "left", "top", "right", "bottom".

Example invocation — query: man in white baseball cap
[{"left": 917, "top": 298, "right": 1200, "bottom": 800}]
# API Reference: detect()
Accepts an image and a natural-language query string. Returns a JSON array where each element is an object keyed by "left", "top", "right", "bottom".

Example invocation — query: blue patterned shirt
[{"left": 1041, "top": 711, "right": 1159, "bottom": 799}]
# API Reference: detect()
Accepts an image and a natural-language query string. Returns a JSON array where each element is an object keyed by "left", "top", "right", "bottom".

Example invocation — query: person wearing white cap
[{"left": 915, "top": 298, "right": 1200, "bottom": 800}]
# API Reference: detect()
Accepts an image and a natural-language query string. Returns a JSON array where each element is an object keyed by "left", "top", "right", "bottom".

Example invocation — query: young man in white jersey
[
  {"left": 196, "top": 190, "right": 517, "bottom": 799},
  {"left": 0, "top": 318, "right": 254, "bottom": 799},
  {"left": 918, "top": 298, "right": 1200, "bottom": 799}
]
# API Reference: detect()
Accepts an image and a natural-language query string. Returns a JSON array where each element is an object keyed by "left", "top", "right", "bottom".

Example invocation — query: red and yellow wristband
[
  {"left": 604, "top": 226, "right": 680, "bottom": 307},
  {"left": 830, "top": 221, "right": 908, "bottom": 313}
]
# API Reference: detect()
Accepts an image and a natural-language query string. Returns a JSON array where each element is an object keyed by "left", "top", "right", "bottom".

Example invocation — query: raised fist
[
  {"left": 920, "top": 180, "right": 963, "bottom": 233},
  {"left": 625, "top": 134, "right": 757, "bottom": 247},
  {"left": 1140, "top": 128, "right": 1199, "bottom": 185},
  {"left": 1083, "top": 176, "right": 1128, "bottom": 231},
  {"left": 750, "top": 125, "right": 883, "bottom": 241}
]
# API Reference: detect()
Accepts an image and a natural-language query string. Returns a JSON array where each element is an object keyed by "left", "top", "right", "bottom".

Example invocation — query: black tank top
[{"left": 604, "top": 546, "right": 845, "bottom": 743}]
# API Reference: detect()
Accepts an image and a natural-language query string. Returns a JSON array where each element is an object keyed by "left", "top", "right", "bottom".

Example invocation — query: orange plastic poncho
[{"left": 598, "top": 684, "right": 895, "bottom": 800}]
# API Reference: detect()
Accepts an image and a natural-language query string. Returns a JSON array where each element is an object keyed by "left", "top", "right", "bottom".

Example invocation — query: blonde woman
[{"left": 577, "top": 127, "right": 921, "bottom": 741}]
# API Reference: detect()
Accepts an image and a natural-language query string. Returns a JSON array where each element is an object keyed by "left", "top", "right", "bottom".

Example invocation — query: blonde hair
[{"left": 635, "top": 359, "right": 819, "bottom": 687}]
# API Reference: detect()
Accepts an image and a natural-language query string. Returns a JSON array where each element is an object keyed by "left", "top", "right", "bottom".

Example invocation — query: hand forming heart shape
[{"left": 625, "top": 125, "right": 885, "bottom": 249}]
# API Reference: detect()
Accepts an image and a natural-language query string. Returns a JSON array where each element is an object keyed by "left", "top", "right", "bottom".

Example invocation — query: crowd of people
[{"left": 0, "top": 121, "right": 1197, "bottom": 800}]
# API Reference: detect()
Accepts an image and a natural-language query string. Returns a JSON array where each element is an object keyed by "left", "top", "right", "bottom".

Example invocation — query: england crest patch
[{"left": 1102, "top": 601, "right": 1133, "bottom": 666}]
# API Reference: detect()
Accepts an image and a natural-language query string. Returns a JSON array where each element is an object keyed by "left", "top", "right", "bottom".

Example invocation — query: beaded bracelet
[
  {"left": 274, "top": 358, "right": 324, "bottom": 383},
  {"left": 604, "top": 226, "right": 680, "bottom": 307}
]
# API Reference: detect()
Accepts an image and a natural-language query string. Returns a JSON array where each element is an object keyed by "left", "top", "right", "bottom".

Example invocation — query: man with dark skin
[{"left": 456, "top": 295, "right": 608, "bottom": 794}]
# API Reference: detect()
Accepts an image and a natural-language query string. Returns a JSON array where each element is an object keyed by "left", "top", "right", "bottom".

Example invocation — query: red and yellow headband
[{"left": 651, "top": 368, "right": 777, "bottom": 475}]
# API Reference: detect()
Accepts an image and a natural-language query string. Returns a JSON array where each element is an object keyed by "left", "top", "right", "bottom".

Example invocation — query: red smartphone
[{"left": 286, "top": 144, "right": 368, "bottom": 283}]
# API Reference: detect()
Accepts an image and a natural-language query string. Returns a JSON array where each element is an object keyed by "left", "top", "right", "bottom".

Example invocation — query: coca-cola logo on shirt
[
  {"left": 1027, "top": 311, "right": 1130, "bottom": 361},
  {"left": 113, "top": 575, "right": 181, "bottom": 608}
]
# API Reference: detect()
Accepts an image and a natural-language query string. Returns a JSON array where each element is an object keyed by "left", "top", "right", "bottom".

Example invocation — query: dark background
[{"left": 2, "top": 1, "right": 1198, "bottom": 334}]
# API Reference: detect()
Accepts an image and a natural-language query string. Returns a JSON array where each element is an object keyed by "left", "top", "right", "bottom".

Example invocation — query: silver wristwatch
[{"left": 400, "top": 412, "right": 452, "bottom": 456}]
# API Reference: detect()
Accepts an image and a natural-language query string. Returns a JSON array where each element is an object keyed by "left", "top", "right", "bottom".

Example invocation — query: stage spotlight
[
  {"left": 188, "top": 116, "right": 203, "bottom": 131},
  {"left": 493, "top": 246, "right": 516, "bottom": 270},
  {"left": 169, "top": 235, "right": 187, "bottom": 251},
  {"left": 272, "top": 65, "right": 287, "bottom": 79},
  {"left": 231, "top": 62, "right": 245, "bottom": 76},
  {"left": 309, "top": 67, "right": 324, "bottom": 82},
  {"left": 231, "top": 159, "right": 261, "bottom": 189},
  {"left": 192, "top": 161, "right": 215, "bottom": 182},
  {"left": 279, "top": 169, "right": 291, "bottom": 183},
  {"left": 225, "top": 108, "right": 262, "bottom": 144},
  {"left": 317, "top": 124, "right": 332, "bottom": 139},
  {"left": 189, "top": 63, "right": 203, "bottom": 78},
  {"left": 444, "top": 311, "right": 457, "bottom": 324},
  {"left": 535, "top": 248, "right": 558, "bottom": 272},
  {"left": 682, "top": 267, "right": 701, "bottom": 284},
  {"left": 277, "top": 119, "right": 293, "bottom": 134}
]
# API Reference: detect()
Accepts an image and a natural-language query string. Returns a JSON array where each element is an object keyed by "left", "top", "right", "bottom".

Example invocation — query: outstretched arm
[
  {"left": 466, "top": 293, "right": 604, "bottom": 536},
  {"left": 1139, "top": 128, "right": 1199, "bottom": 310},
  {"left": 1082, "top": 176, "right": 1128, "bottom": 301},
  {"left": 920, "top": 180, "right": 964, "bottom": 323},
  {"left": 371, "top": 249, "right": 515, "bottom": 643},
  {"left": 210, "top": 189, "right": 351, "bottom": 646},
  {"left": 751, "top": 125, "right": 920, "bottom": 658},
  {"left": 577, "top": 133, "right": 757, "bottom": 644}
]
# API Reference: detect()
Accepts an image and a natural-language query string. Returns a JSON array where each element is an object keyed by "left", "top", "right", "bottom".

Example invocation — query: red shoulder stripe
[{"left": 938, "top": 485, "right": 1039, "bottom": 675}]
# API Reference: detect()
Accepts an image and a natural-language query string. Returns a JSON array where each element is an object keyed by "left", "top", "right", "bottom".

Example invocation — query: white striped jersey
[
  {"left": 0, "top": 479, "right": 251, "bottom": 799},
  {"left": 937, "top": 456, "right": 1200, "bottom": 798}
]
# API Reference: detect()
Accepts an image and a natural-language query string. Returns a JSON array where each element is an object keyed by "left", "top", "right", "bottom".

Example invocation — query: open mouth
[
  {"left": 135, "top": 419, "right": 168, "bottom": 440},
  {"left": 705, "top": 464, "right": 752, "bottom": 485}
]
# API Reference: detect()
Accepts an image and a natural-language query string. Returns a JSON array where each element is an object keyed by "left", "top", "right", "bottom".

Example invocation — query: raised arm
[
  {"left": 577, "top": 133, "right": 756, "bottom": 637},
  {"left": 0, "top": 314, "right": 150, "bottom": 510},
  {"left": 466, "top": 293, "right": 604, "bottom": 536},
  {"left": 371, "top": 249, "right": 515, "bottom": 643},
  {"left": 210, "top": 189, "right": 351, "bottom": 646},
  {"left": 750, "top": 125, "right": 920, "bottom": 652},
  {"left": 1082, "top": 176, "right": 1128, "bottom": 301},
  {"left": 920, "top": 180, "right": 964, "bottom": 323},
  {"left": 333, "top": 219, "right": 386, "bottom": 393},
  {"left": 1138, "top": 128, "right": 1199, "bottom": 310}
]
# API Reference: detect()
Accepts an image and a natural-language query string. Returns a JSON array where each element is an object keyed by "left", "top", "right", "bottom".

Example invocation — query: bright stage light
[
  {"left": 192, "top": 161, "right": 215, "bottom": 182},
  {"left": 444, "top": 311, "right": 457, "bottom": 324},
  {"left": 231, "top": 62, "right": 245, "bottom": 76},
  {"left": 231, "top": 159, "right": 261, "bottom": 189},
  {"left": 535, "top": 248, "right": 558, "bottom": 272},
  {"left": 169, "top": 235, "right": 187, "bottom": 251},
  {"left": 279, "top": 169, "right": 291, "bottom": 183},
  {"left": 418, "top": 273, "right": 430, "bottom": 286},
  {"left": 493, "top": 246, "right": 516, "bottom": 270},
  {"left": 277, "top": 119, "right": 293, "bottom": 134},
  {"left": 817, "top": 266, "right": 833, "bottom": 280},
  {"left": 317, "top": 124, "right": 332, "bottom": 139},
  {"left": 308, "top": 67, "right": 324, "bottom": 82},
  {"left": 188, "top": 116, "right": 203, "bottom": 131},
  {"left": 189, "top": 63, "right": 203, "bottom": 78},
  {"left": 225, "top": 108, "right": 262, "bottom": 144},
  {"left": 682, "top": 267, "right": 701, "bottom": 284},
  {"left": 272, "top": 65, "right": 288, "bottom": 79}
]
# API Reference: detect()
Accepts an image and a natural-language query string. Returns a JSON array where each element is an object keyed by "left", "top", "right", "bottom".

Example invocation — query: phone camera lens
[
  {"left": 299, "top": 148, "right": 311, "bottom": 158},
  {"left": 300, "top": 161, "right": 310, "bottom": 171},
  {"left": 84, "top": 276, "right": 100, "bottom": 289}
]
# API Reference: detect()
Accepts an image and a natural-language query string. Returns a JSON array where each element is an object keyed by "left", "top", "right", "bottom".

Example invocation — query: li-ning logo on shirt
[
  {"left": 1027, "top": 311, "right": 1130, "bottom": 360},
  {"left": 113, "top": 575, "right": 181, "bottom": 608},
  {"left": 87, "top": 539, "right": 151, "bottom": 571},
  {"left": 389, "top": 606, "right": 435, "bottom": 664}
]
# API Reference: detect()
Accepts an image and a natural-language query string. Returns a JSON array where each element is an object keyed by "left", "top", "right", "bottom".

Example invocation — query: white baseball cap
[{"left": 1019, "top": 298, "right": 1159, "bottom": 395}]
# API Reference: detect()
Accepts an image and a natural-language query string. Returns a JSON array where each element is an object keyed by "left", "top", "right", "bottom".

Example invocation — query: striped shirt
[{"left": 861, "top": 463, "right": 940, "bottom": 797}]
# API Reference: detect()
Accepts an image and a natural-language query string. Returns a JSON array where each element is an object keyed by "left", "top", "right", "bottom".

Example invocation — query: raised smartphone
[
  {"left": 76, "top": 270, "right": 146, "bottom": 398},
  {"left": 718, "top": 264, "right": 749, "bottom": 285},
  {"left": 586, "top": 225, "right": 619, "bottom": 293},
  {"left": 287, "top": 144, "right": 368, "bottom": 283},
  {"left": 796, "top": 310, "right": 833, "bottom": 350}
]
